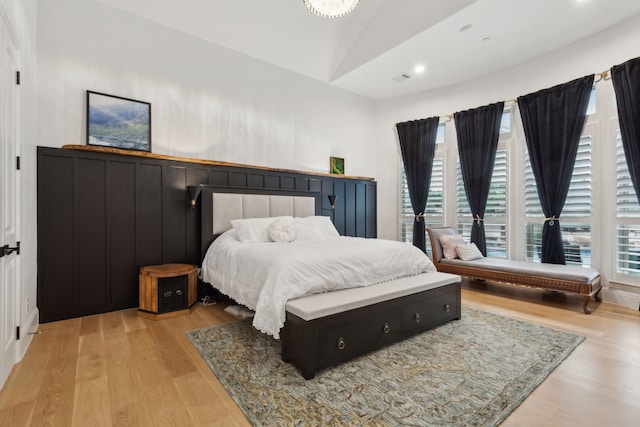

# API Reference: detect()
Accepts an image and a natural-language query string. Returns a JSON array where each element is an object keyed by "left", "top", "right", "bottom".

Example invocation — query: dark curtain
[
  {"left": 518, "top": 75, "right": 594, "bottom": 264},
  {"left": 454, "top": 102, "right": 504, "bottom": 256},
  {"left": 611, "top": 57, "right": 640, "bottom": 205},
  {"left": 396, "top": 117, "right": 439, "bottom": 253}
]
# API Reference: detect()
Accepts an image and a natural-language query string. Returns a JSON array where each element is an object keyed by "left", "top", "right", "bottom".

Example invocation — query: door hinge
[
  {"left": 16, "top": 156, "right": 20, "bottom": 170},
  {"left": 16, "top": 326, "right": 20, "bottom": 340},
  {"left": 16, "top": 71, "right": 20, "bottom": 85}
]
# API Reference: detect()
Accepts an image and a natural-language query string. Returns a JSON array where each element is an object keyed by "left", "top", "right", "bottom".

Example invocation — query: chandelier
[{"left": 303, "top": 0, "right": 360, "bottom": 18}]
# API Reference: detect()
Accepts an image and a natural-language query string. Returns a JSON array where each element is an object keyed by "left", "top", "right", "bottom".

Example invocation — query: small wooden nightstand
[{"left": 138, "top": 263, "right": 198, "bottom": 320}]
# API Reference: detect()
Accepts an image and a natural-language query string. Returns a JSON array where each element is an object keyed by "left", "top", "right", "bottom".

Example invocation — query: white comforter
[{"left": 202, "top": 230, "right": 436, "bottom": 338}]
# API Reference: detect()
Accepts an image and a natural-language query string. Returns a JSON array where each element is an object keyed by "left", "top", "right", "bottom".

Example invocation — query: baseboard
[
  {"left": 602, "top": 288, "right": 640, "bottom": 311},
  {"left": 19, "top": 307, "right": 39, "bottom": 360}
]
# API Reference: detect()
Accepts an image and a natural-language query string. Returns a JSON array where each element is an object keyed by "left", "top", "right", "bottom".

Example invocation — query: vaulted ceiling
[{"left": 96, "top": 0, "right": 640, "bottom": 100}]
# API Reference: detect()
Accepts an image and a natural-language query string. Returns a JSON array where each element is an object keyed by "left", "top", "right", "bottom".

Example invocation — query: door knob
[{"left": 1, "top": 242, "right": 20, "bottom": 257}]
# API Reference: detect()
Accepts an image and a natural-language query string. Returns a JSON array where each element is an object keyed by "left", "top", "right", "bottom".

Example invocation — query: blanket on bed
[{"left": 202, "top": 230, "right": 436, "bottom": 338}]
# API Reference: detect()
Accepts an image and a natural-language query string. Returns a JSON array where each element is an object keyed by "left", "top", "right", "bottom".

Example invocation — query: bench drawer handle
[
  {"left": 444, "top": 304, "right": 451, "bottom": 312},
  {"left": 414, "top": 313, "right": 421, "bottom": 323},
  {"left": 383, "top": 323, "right": 390, "bottom": 334},
  {"left": 163, "top": 291, "right": 172, "bottom": 298},
  {"left": 176, "top": 289, "right": 183, "bottom": 296},
  {"left": 337, "top": 337, "right": 345, "bottom": 350}
]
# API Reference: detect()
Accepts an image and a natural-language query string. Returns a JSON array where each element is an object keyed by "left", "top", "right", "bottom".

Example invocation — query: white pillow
[
  {"left": 294, "top": 216, "right": 339, "bottom": 240},
  {"left": 438, "top": 234, "right": 466, "bottom": 260},
  {"left": 231, "top": 216, "right": 292, "bottom": 243},
  {"left": 268, "top": 217, "right": 296, "bottom": 243},
  {"left": 455, "top": 242, "right": 484, "bottom": 261}
]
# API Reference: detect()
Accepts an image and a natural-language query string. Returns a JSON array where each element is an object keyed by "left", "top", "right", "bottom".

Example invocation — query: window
[
  {"left": 435, "top": 123, "right": 445, "bottom": 144},
  {"left": 400, "top": 166, "right": 412, "bottom": 243},
  {"left": 586, "top": 86, "right": 596, "bottom": 116},
  {"left": 524, "top": 135, "right": 592, "bottom": 266},
  {"left": 500, "top": 108, "right": 511, "bottom": 134},
  {"left": 615, "top": 130, "right": 640, "bottom": 276},
  {"left": 400, "top": 157, "right": 444, "bottom": 253},
  {"left": 587, "top": 84, "right": 596, "bottom": 116},
  {"left": 456, "top": 149, "right": 507, "bottom": 258},
  {"left": 395, "top": 83, "right": 634, "bottom": 291}
]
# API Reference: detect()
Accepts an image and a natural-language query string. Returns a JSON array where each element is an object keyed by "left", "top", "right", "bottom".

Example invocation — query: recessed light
[
  {"left": 460, "top": 24, "right": 472, "bottom": 32},
  {"left": 414, "top": 64, "right": 426, "bottom": 74}
]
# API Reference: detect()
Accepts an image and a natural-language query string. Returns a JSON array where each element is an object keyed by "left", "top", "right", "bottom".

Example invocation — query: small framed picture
[
  {"left": 87, "top": 91, "right": 151, "bottom": 152},
  {"left": 330, "top": 157, "right": 344, "bottom": 175}
]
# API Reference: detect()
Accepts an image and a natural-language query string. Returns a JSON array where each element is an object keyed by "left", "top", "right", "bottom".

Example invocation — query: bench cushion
[
  {"left": 440, "top": 257, "right": 599, "bottom": 283},
  {"left": 285, "top": 272, "right": 461, "bottom": 321}
]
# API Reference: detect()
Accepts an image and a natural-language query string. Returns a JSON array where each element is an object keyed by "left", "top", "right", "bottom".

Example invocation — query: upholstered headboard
[{"left": 199, "top": 186, "right": 321, "bottom": 261}]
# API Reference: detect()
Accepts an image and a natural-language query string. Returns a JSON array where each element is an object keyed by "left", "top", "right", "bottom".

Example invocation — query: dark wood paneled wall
[{"left": 37, "top": 147, "right": 377, "bottom": 323}]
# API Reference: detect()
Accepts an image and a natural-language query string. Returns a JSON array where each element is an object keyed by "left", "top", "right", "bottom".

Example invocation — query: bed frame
[
  {"left": 427, "top": 227, "right": 602, "bottom": 314},
  {"left": 198, "top": 186, "right": 461, "bottom": 379}
]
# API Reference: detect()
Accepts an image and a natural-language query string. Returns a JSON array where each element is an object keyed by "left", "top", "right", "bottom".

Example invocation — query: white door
[{"left": 0, "top": 16, "right": 20, "bottom": 389}]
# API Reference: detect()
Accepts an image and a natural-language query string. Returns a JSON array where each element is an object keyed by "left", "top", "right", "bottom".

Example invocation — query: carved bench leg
[
  {"left": 583, "top": 288, "right": 603, "bottom": 314},
  {"left": 594, "top": 289, "right": 603, "bottom": 302}
]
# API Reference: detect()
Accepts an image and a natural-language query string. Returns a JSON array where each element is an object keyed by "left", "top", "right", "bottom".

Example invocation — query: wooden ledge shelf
[{"left": 62, "top": 145, "right": 375, "bottom": 181}]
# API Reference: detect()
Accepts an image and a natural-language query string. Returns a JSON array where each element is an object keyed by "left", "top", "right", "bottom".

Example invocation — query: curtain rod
[
  {"left": 594, "top": 69, "right": 611, "bottom": 83},
  {"left": 439, "top": 68, "right": 611, "bottom": 123}
]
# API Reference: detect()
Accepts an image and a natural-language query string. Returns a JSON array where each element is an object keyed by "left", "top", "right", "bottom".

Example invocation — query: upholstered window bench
[
  {"left": 281, "top": 272, "right": 461, "bottom": 379},
  {"left": 427, "top": 227, "right": 602, "bottom": 314}
]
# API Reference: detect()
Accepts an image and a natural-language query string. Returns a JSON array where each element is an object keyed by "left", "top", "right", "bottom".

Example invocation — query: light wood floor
[{"left": 1, "top": 281, "right": 638, "bottom": 426}]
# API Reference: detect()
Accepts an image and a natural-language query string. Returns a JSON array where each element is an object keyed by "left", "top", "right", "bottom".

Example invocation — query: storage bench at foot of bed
[{"left": 281, "top": 272, "right": 461, "bottom": 380}]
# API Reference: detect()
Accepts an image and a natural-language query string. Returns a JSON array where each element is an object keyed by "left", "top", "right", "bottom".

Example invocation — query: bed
[
  {"left": 427, "top": 227, "right": 602, "bottom": 314},
  {"left": 199, "top": 186, "right": 461, "bottom": 378}
]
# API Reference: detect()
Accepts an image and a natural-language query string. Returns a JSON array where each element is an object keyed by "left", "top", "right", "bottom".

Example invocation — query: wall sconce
[
  {"left": 327, "top": 194, "right": 336, "bottom": 211},
  {"left": 187, "top": 185, "right": 202, "bottom": 208}
]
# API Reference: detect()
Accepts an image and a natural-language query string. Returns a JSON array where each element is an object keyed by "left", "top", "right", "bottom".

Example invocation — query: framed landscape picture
[
  {"left": 87, "top": 91, "right": 151, "bottom": 152},
  {"left": 330, "top": 156, "right": 344, "bottom": 175}
]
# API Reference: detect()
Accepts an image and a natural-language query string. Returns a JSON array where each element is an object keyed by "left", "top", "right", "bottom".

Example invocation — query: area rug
[{"left": 187, "top": 308, "right": 584, "bottom": 426}]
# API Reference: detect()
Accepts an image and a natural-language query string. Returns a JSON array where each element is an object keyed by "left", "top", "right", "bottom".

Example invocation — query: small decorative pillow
[
  {"left": 268, "top": 217, "right": 296, "bottom": 243},
  {"left": 455, "top": 242, "right": 484, "bottom": 261},
  {"left": 438, "top": 234, "right": 466, "bottom": 260}
]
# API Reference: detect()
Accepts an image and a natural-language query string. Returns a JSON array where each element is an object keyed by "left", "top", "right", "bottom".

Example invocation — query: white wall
[
  {"left": 374, "top": 13, "right": 640, "bottom": 240},
  {"left": 36, "top": 0, "right": 377, "bottom": 179}
]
